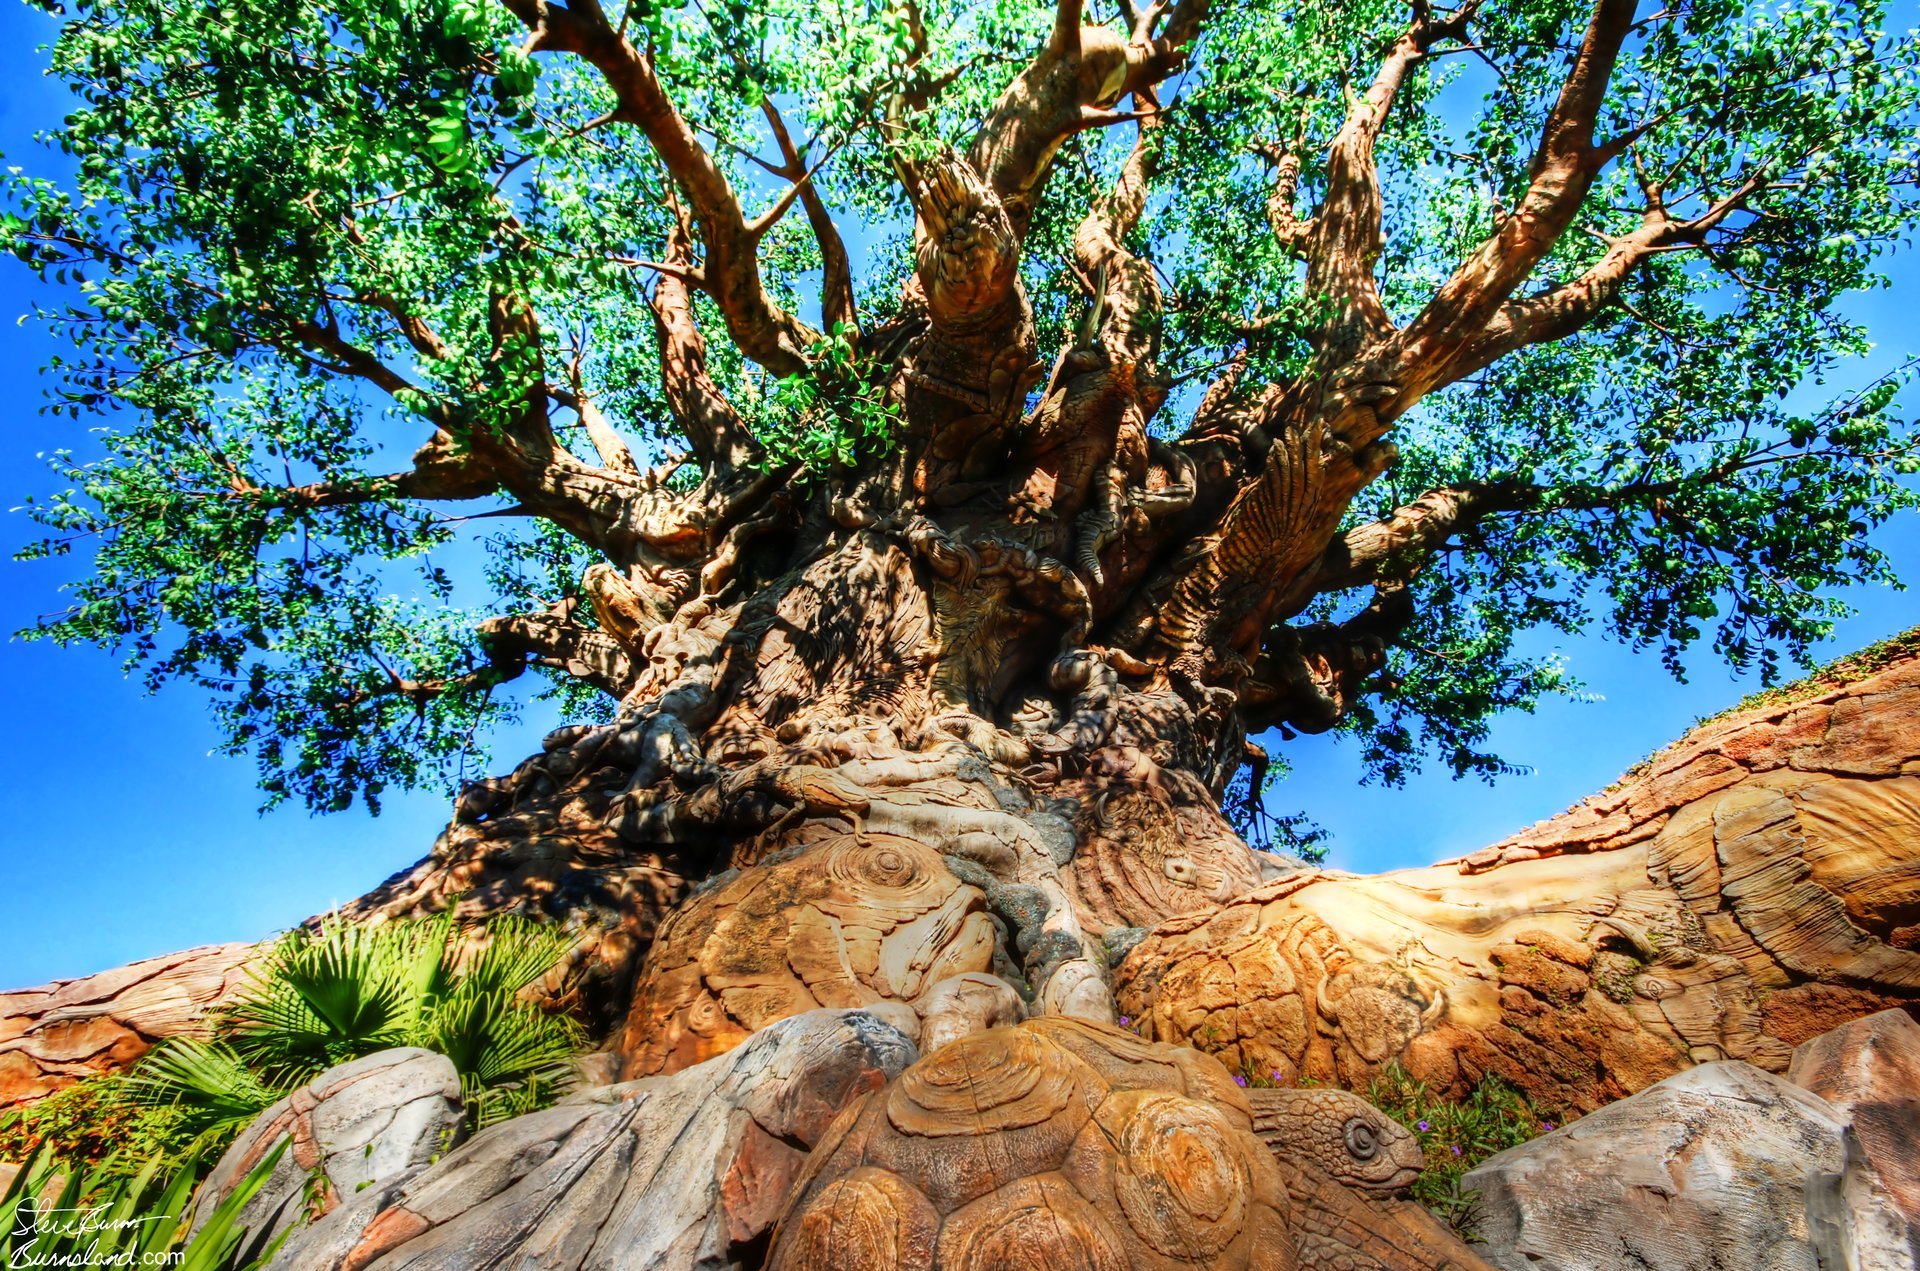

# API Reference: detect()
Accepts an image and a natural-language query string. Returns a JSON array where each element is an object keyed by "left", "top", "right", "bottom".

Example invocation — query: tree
[{"left": 8, "top": 0, "right": 1918, "bottom": 1055}]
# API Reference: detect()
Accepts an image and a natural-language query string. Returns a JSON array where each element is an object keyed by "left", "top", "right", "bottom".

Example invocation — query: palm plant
[{"left": 130, "top": 912, "right": 584, "bottom": 1151}]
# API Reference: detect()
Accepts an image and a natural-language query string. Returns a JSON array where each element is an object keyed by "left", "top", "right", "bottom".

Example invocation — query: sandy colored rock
[
  {"left": 0, "top": 943, "right": 256, "bottom": 1109},
  {"left": 765, "top": 1018, "right": 1296, "bottom": 1271},
  {"left": 1787, "top": 1008, "right": 1920, "bottom": 1227},
  {"left": 194, "top": 1048, "right": 463, "bottom": 1259},
  {"left": 1462, "top": 1060, "right": 1915, "bottom": 1271},
  {"left": 274, "top": 1009, "right": 916, "bottom": 1271}
]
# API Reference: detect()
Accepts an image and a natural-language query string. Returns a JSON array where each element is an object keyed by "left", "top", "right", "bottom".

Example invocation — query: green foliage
[
  {"left": 1364, "top": 1064, "right": 1567, "bottom": 1236},
  {"left": 748, "top": 324, "right": 904, "bottom": 479},
  {"left": 0, "top": 1076, "right": 198, "bottom": 1173},
  {"left": 3, "top": 0, "right": 1917, "bottom": 807},
  {"left": 0, "top": 1136, "right": 291, "bottom": 1271},
  {"left": 130, "top": 912, "right": 585, "bottom": 1149},
  {"left": 1222, "top": 752, "right": 1330, "bottom": 863},
  {"left": 1232, "top": 1059, "right": 1564, "bottom": 1238},
  {"left": 1713, "top": 623, "right": 1920, "bottom": 720}
]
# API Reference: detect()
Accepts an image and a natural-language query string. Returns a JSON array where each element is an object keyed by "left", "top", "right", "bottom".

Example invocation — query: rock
[
  {"left": 612, "top": 832, "right": 996, "bottom": 1079},
  {"left": 0, "top": 943, "right": 256, "bottom": 1109},
  {"left": 765, "top": 1017, "right": 1298, "bottom": 1270},
  {"left": 1461, "top": 1060, "right": 1916, "bottom": 1271},
  {"left": 1246, "top": 1087, "right": 1423, "bottom": 1196},
  {"left": 277, "top": 1008, "right": 916, "bottom": 1270},
  {"left": 1788, "top": 1008, "right": 1920, "bottom": 1227},
  {"left": 193, "top": 1048, "right": 462, "bottom": 1255}
]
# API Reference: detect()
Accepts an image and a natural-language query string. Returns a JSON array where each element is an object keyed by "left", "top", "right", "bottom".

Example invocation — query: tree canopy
[{"left": 9, "top": 0, "right": 1918, "bottom": 817}]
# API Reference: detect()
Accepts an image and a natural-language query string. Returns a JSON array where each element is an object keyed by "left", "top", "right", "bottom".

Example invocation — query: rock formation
[
  {"left": 0, "top": 942, "right": 255, "bottom": 1109},
  {"left": 191, "top": 1048, "right": 464, "bottom": 1258},
  {"left": 1115, "top": 652, "right": 1920, "bottom": 1112},
  {"left": 274, "top": 1008, "right": 917, "bottom": 1271},
  {"left": 1787, "top": 1009, "right": 1920, "bottom": 1232},
  {"left": 1461, "top": 1046, "right": 1920, "bottom": 1271}
]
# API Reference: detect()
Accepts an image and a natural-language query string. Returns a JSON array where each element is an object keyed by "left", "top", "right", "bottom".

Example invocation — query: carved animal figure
[
  {"left": 1268, "top": 1157, "right": 1503, "bottom": 1271},
  {"left": 765, "top": 1017, "right": 1299, "bottom": 1270},
  {"left": 1248, "top": 1087, "right": 1425, "bottom": 1195},
  {"left": 614, "top": 831, "right": 998, "bottom": 1078}
]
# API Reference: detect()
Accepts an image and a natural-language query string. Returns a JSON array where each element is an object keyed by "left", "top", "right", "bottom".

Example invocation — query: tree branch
[
  {"left": 965, "top": 0, "right": 1206, "bottom": 233},
  {"left": 1396, "top": 0, "right": 1640, "bottom": 379},
  {"left": 760, "top": 98, "right": 858, "bottom": 337},
  {"left": 505, "top": 0, "right": 817, "bottom": 375},
  {"left": 1241, "top": 582, "right": 1415, "bottom": 732},
  {"left": 649, "top": 208, "right": 762, "bottom": 473},
  {"left": 1306, "top": 1, "right": 1484, "bottom": 361},
  {"left": 476, "top": 607, "right": 637, "bottom": 698}
]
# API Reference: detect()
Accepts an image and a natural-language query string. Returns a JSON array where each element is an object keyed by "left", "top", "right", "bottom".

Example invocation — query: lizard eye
[{"left": 1343, "top": 1119, "right": 1379, "bottom": 1161}]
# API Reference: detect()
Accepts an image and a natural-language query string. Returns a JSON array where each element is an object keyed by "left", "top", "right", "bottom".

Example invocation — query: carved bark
[{"left": 1115, "top": 653, "right": 1920, "bottom": 1115}]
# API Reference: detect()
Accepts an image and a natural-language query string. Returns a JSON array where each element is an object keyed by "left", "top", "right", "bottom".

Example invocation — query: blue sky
[{"left": 0, "top": 1, "right": 1915, "bottom": 989}]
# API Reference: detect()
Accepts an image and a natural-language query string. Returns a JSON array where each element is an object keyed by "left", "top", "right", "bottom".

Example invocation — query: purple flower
[
  {"left": 1451, "top": 1145, "right": 1463, "bottom": 1156},
  {"left": 1233, "top": 1075, "right": 1248, "bottom": 1088},
  {"left": 1542, "top": 1122, "right": 1555, "bottom": 1131},
  {"left": 1417, "top": 1120, "right": 1431, "bottom": 1132},
  {"left": 1118, "top": 1016, "right": 1129, "bottom": 1026},
  {"left": 1271, "top": 1071, "right": 1282, "bottom": 1081}
]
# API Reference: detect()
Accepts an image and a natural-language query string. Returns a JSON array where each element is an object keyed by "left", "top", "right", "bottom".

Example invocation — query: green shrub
[
  {"left": 1363, "top": 1064, "right": 1567, "bottom": 1238},
  {"left": 0, "top": 1076, "right": 198, "bottom": 1172},
  {"left": 130, "top": 911, "right": 586, "bottom": 1155}
]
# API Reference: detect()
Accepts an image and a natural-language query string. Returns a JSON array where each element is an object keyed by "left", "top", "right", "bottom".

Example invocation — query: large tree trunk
[
  {"left": 6, "top": 625, "right": 1916, "bottom": 1127},
  {"left": 332, "top": 584, "right": 1920, "bottom": 1111},
  {"left": 342, "top": 526, "right": 1295, "bottom": 1077}
]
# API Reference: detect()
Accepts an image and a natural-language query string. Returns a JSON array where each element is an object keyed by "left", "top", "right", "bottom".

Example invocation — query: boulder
[
  {"left": 1462, "top": 1059, "right": 1917, "bottom": 1271},
  {"left": 274, "top": 1008, "right": 916, "bottom": 1270},
  {"left": 1115, "top": 652, "right": 1920, "bottom": 1114},
  {"left": 1788, "top": 1008, "right": 1920, "bottom": 1227},
  {"left": 193, "top": 1048, "right": 462, "bottom": 1255}
]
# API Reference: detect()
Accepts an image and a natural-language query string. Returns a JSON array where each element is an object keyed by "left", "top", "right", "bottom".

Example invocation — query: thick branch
[
  {"left": 965, "top": 0, "right": 1205, "bottom": 231},
  {"left": 1452, "top": 177, "right": 1761, "bottom": 377},
  {"left": 1241, "top": 582, "right": 1415, "bottom": 733},
  {"left": 1073, "top": 101, "right": 1164, "bottom": 359},
  {"left": 476, "top": 608, "right": 637, "bottom": 698},
  {"left": 1300, "top": 2, "right": 1484, "bottom": 361},
  {"left": 1251, "top": 147, "right": 1311, "bottom": 257},
  {"left": 506, "top": 0, "right": 816, "bottom": 375},
  {"left": 1309, "top": 479, "right": 1529, "bottom": 593},
  {"left": 1396, "top": 0, "right": 1640, "bottom": 373},
  {"left": 650, "top": 211, "right": 761, "bottom": 473},
  {"left": 261, "top": 442, "right": 500, "bottom": 510}
]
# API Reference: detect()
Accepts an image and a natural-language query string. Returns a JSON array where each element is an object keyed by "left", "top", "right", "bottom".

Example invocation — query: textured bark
[{"left": 1114, "top": 653, "right": 1920, "bottom": 1114}]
